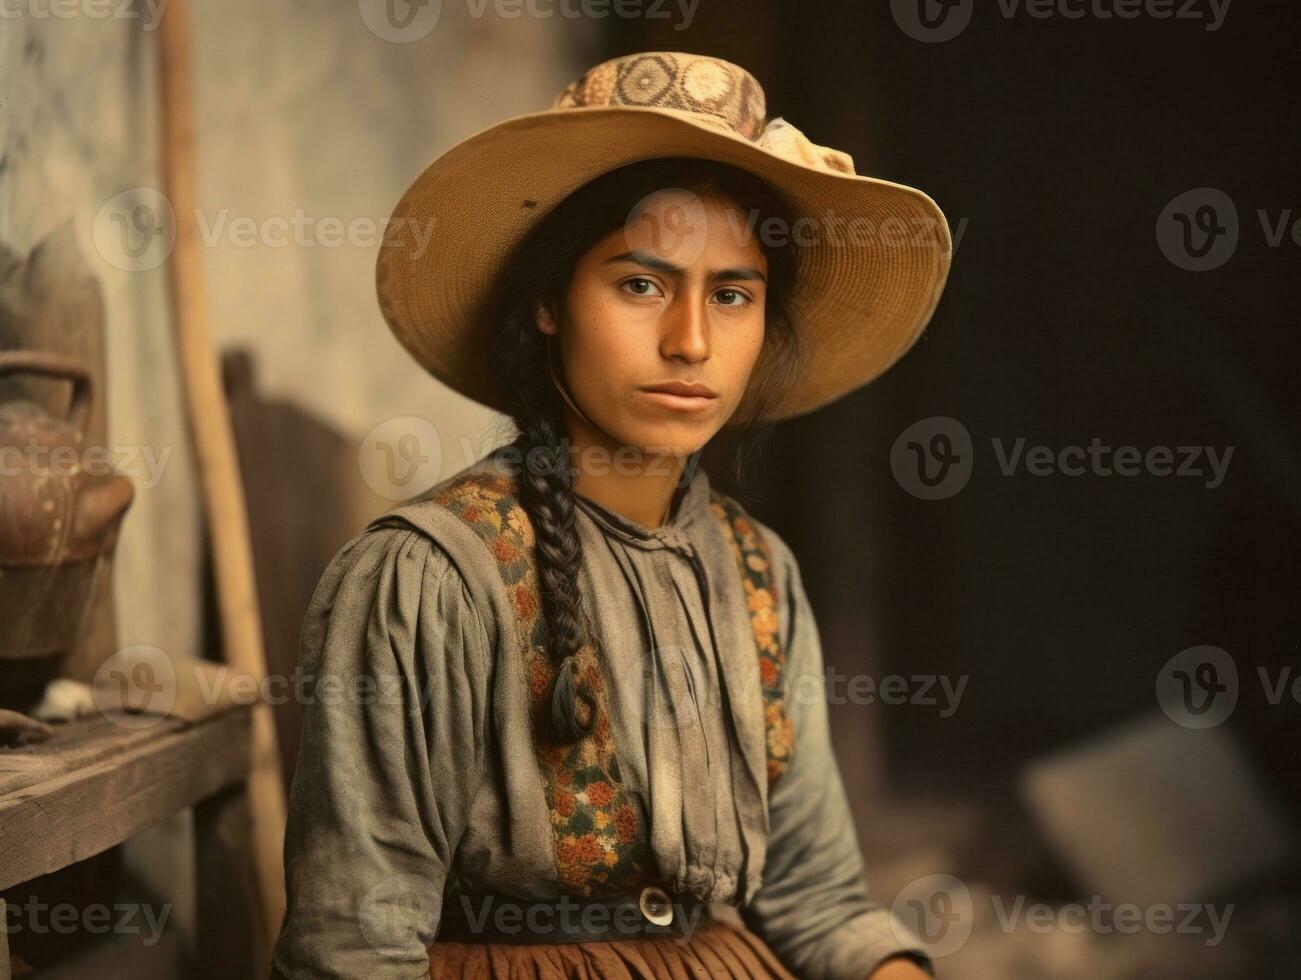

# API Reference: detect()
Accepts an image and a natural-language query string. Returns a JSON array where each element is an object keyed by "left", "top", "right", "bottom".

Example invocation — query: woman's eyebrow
[{"left": 603, "top": 250, "right": 767, "bottom": 283}]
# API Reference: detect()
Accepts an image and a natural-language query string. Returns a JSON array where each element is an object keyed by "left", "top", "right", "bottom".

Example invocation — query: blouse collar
[{"left": 572, "top": 454, "right": 710, "bottom": 554}]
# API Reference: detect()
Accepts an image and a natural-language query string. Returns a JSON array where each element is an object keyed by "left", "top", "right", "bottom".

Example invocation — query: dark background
[{"left": 606, "top": 1, "right": 1299, "bottom": 812}]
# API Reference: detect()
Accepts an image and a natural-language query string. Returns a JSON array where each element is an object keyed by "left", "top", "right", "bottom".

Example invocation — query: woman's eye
[
  {"left": 622, "top": 277, "right": 663, "bottom": 298},
  {"left": 714, "top": 288, "right": 751, "bottom": 307}
]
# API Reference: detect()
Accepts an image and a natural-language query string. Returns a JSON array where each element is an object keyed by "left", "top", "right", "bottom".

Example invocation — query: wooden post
[
  {"left": 157, "top": 0, "right": 286, "bottom": 952},
  {"left": 195, "top": 782, "right": 264, "bottom": 979}
]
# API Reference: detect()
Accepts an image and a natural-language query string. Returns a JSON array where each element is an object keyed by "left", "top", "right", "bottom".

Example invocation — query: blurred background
[{"left": 1, "top": 0, "right": 1298, "bottom": 977}]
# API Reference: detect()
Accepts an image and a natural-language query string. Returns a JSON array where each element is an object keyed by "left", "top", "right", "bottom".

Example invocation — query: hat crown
[{"left": 552, "top": 52, "right": 768, "bottom": 141}]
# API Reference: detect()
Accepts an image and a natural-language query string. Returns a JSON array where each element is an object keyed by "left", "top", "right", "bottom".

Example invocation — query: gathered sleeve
[
  {"left": 740, "top": 530, "right": 934, "bottom": 980},
  {"left": 271, "top": 524, "right": 494, "bottom": 979}
]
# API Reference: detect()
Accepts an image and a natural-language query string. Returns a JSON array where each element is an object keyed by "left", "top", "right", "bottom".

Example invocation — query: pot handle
[{"left": 0, "top": 350, "right": 94, "bottom": 432}]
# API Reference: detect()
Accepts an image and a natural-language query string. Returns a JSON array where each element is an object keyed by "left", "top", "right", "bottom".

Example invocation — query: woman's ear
[{"left": 533, "top": 299, "right": 559, "bottom": 337}]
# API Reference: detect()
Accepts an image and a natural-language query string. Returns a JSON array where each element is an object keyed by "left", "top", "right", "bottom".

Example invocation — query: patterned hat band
[{"left": 551, "top": 51, "right": 857, "bottom": 178}]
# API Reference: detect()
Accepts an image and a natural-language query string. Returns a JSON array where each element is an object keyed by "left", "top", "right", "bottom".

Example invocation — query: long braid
[{"left": 516, "top": 412, "right": 599, "bottom": 742}]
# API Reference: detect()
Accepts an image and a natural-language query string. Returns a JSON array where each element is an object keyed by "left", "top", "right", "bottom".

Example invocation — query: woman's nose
[{"left": 659, "top": 294, "right": 710, "bottom": 363}]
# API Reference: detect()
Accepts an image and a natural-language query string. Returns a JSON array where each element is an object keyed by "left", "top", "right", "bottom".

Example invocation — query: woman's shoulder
[
  {"left": 308, "top": 445, "right": 530, "bottom": 642},
  {"left": 304, "top": 516, "right": 479, "bottom": 649}
]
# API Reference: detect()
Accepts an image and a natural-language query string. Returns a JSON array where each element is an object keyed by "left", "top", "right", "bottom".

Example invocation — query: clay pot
[{"left": 0, "top": 351, "right": 134, "bottom": 680}]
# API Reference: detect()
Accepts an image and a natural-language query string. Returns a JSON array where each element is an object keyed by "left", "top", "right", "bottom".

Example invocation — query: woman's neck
[{"left": 560, "top": 415, "right": 691, "bottom": 530}]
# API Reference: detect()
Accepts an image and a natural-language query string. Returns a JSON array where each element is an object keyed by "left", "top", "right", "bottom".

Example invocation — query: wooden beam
[{"left": 0, "top": 707, "right": 251, "bottom": 892}]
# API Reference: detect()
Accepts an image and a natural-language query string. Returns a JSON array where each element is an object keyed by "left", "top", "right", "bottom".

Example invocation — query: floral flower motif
[
  {"left": 615, "top": 805, "right": 639, "bottom": 843},
  {"left": 435, "top": 469, "right": 654, "bottom": 898},
  {"left": 710, "top": 492, "right": 795, "bottom": 789},
  {"left": 554, "top": 789, "right": 576, "bottom": 817},
  {"left": 555, "top": 834, "right": 579, "bottom": 865},
  {"left": 538, "top": 740, "right": 568, "bottom": 769},
  {"left": 528, "top": 659, "right": 551, "bottom": 700},
  {"left": 574, "top": 834, "right": 603, "bottom": 865},
  {"left": 513, "top": 584, "right": 538, "bottom": 620}
]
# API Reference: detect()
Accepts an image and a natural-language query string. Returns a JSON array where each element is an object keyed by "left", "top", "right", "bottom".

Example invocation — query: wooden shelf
[{"left": 0, "top": 704, "right": 261, "bottom": 978}]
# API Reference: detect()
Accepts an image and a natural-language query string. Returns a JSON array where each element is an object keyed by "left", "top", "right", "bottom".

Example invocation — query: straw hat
[{"left": 375, "top": 51, "right": 952, "bottom": 422}]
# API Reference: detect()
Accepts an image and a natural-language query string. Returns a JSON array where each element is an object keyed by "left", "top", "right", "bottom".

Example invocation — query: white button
[{"left": 638, "top": 885, "right": 674, "bottom": 926}]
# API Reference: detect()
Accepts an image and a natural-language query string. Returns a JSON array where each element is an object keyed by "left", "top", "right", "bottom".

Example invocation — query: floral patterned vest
[{"left": 432, "top": 470, "right": 794, "bottom": 898}]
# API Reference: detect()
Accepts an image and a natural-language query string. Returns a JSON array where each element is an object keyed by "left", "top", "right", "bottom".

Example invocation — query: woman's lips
[{"left": 638, "top": 387, "right": 718, "bottom": 412}]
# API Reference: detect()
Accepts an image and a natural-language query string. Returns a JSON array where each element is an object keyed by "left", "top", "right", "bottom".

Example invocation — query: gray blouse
[{"left": 271, "top": 445, "right": 931, "bottom": 979}]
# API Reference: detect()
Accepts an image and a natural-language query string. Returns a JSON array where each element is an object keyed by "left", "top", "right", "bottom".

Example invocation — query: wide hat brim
[{"left": 376, "top": 104, "right": 952, "bottom": 423}]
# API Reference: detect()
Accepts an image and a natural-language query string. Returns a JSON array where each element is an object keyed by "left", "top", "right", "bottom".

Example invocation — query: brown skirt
[{"left": 427, "top": 916, "right": 798, "bottom": 980}]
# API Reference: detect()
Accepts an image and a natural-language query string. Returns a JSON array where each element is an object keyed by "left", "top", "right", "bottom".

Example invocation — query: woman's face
[{"left": 536, "top": 187, "right": 768, "bottom": 459}]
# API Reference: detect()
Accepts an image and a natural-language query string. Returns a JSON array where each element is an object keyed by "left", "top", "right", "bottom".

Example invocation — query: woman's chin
[{"left": 593, "top": 421, "right": 713, "bottom": 462}]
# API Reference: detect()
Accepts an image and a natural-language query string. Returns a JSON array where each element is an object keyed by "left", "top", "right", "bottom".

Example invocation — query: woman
[{"left": 272, "top": 52, "right": 951, "bottom": 979}]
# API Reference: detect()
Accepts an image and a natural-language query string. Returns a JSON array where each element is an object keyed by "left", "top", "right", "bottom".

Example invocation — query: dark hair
[{"left": 485, "top": 156, "right": 803, "bottom": 743}]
